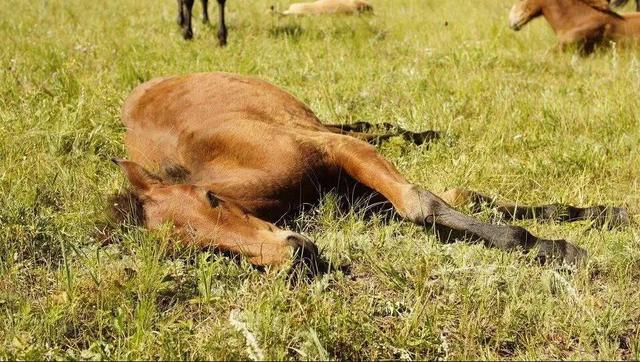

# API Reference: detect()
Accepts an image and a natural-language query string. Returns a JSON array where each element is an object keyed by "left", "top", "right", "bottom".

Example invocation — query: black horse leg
[
  {"left": 180, "top": 0, "right": 195, "bottom": 39},
  {"left": 177, "top": 0, "right": 185, "bottom": 25},
  {"left": 217, "top": 0, "right": 228, "bottom": 46},
  {"left": 202, "top": 0, "right": 210, "bottom": 24}
]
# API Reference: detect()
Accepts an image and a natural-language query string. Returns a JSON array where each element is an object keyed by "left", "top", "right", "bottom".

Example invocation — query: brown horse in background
[
  {"left": 509, "top": 0, "right": 640, "bottom": 53},
  {"left": 177, "top": 0, "right": 228, "bottom": 46},
  {"left": 611, "top": 0, "right": 640, "bottom": 11},
  {"left": 279, "top": 0, "right": 373, "bottom": 16},
  {"left": 111, "top": 72, "right": 628, "bottom": 275}
]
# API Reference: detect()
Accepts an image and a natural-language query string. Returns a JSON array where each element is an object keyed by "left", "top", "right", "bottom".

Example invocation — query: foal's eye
[{"left": 206, "top": 191, "right": 220, "bottom": 208}]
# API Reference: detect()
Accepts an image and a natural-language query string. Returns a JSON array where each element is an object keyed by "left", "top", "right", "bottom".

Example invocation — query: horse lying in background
[
  {"left": 177, "top": 0, "right": 228, "bottom": 46},
  {"left": 279, "top": 0, "right": 373, "bottom": 16},
  {"left": 111, "top": 72, "right": 628, "bottom": 274},
  {"left": 509, "top": 0, "right": 640, "bottom": 53}
]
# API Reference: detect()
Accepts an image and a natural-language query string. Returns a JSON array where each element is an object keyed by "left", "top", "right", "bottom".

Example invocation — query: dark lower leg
[
  {"left": 181, "top": 0, "right": 194, "bottom": 39},
  {"left": 201, "top": 0, "right": 210, "bottom": 23},
  {"left": 324, "top": 121, "right": 441, "bottom": 146},
  {"left": 177, "top": 0, "right": 185, "bottom": 26},
  {"left": 217, "top": 0, "right": 227, "bottom": 46},
  {"left": 328, "top": 137, "right": 587, "bottom": 265},
  {"left": 438, "top": 188, "right": 629, "bottom": 228},
  {"left": 325, "top": 121, "right": 394, "bottom": 133},
  {"left": 405, "top": 187, "right": 587, "bottom": 265}
]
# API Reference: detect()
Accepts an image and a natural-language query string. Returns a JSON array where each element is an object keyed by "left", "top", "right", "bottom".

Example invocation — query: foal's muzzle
[
  {"left": 286, "top": 233, "right": 328, "bottom": 279},
  {"left": 508, "top": 5, "right": 526, "bottom": 31}
]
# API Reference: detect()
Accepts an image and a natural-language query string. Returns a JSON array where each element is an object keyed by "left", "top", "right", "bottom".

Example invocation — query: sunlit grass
[{"left": 1, "top": 0, "right": 639, "bottom": 359}]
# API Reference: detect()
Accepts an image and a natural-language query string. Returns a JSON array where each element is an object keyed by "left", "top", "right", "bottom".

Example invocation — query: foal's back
[
  {"left": 121, "top": 72, "right": 347, "bottom": 217},
  {"left": 122, "top": 72, "right": 333, "bottom": 172}
]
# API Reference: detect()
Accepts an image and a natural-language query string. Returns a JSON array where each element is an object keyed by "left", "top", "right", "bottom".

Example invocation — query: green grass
[{"left": 1, "top": 0, "right": 640, "bottom": 359}]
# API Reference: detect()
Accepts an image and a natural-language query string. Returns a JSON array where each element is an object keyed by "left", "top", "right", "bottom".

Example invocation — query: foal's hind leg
[
  {"left": 325, "top": 121, "right": 441, "bottom": 146},
  {"left": 438, "top": 188, "right": 629, "bottom": 228},
  {"left": 326, "top": 135, "right": 587, "bottom": 265}
]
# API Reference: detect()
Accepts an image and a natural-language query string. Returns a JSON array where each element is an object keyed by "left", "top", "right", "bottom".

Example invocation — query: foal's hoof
[
  {"left": 183, "top": 29, "right": 193, "bottom": 40},
  {"left": 536, "top": 239, "right": 587, "bottom": 267},
  {"left": 286, "top": 234, "right": 328, "bottom": 282},
  {"left": 588, "top": 206, "right": 630, "bottom": 229},
  {"left": 218, "top": 33, "right": 228, "bottom": 47},
  {"left": 404, "top": 130, "right": 441, "bottom": 145},
  {"left": 396, "top": 130, "right": 441, "bottom": 146}
]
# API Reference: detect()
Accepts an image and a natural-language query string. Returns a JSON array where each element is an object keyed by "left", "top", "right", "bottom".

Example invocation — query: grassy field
[{"left": 2, "top": 0, "right": 640, "bottom": 359}]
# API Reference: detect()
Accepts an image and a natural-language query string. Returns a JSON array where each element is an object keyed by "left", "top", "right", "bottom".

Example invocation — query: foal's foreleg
[
  {"left": 324, "top": 121, "right": 395, "bottom": 133},
  {"left": 325, "top": 121, "right": 441, "bottom": 146},
  {"left": 327, "top": 136, "right": 587, "bottom": 264},
  {"left": 438, "top": 188, "right": 629, "bottom": 228}
]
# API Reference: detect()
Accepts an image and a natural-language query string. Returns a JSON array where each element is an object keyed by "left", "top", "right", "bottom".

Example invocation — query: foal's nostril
[
  {"left": 285, "top": 234, "right": 327, "bottom": 279},
  {"left": 286, "top": 234, "right": 319, "bottom": 258}
]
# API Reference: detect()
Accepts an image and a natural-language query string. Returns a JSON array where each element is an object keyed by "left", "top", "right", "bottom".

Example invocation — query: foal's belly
[{"left": 183, "top": 128, "right": 341, "bottom": 221}]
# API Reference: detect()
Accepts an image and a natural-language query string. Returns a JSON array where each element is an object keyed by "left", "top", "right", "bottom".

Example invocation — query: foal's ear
[{"left": 112, "top": 158, "right": 162, "bottom": 192}]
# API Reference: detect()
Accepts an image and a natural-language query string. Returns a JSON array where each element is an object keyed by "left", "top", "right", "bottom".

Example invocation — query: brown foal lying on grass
[
  {"left": 110, "top": 72, "right": 628, "bottom": 275},
  {"left": 509, "top": 0, "right": 640, "bottom": 53},
  {"left": 279, "top": 0, "right": 373, "bottom": 16}
]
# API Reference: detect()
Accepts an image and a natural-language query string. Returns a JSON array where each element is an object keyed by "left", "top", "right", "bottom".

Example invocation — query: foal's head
[
  {"left": 509, "top": 0, "right": 618, "bottom": 30},
  {"left": 509, "top": 0, "right": 545, "bottom": 30},
  {"left": 110, "top": 159, "right": 323, "bottom": 271}
]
